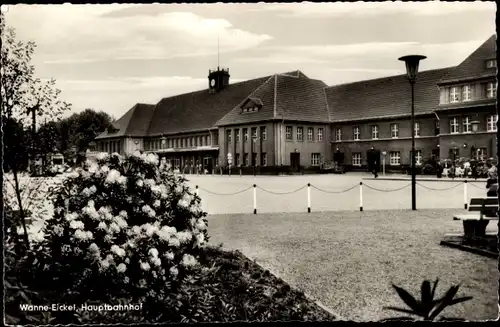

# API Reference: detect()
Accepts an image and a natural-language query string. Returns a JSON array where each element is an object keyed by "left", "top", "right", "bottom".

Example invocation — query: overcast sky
[{"left": 3, "top": 2, "right": 496, "bottom": 120}]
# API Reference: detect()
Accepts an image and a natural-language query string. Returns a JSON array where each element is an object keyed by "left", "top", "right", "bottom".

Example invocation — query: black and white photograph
[{"left": 2, "top": 1, "right": 498, "bottom": 323}]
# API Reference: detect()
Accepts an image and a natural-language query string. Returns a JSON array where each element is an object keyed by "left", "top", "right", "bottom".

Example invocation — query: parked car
[{"left": 320, "top": 161, "right": 345, "bottom": 174}]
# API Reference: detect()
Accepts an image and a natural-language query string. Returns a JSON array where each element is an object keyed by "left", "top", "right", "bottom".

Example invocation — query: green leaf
[{"left": 392, "top": 284, "right": 422, "bottom": 315}]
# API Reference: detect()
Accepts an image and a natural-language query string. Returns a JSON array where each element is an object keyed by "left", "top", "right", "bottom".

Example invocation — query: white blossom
[
  {"left": 123, "top": 276, "right": 130, "bottom": 284},
  {"left": 196, "top": 219, "right": 207, "bottom": 231},
  {"left": 182, "top": 254, "right": 198, "bottom": 267},
  {"left": 30, "top": 231, "right": 45, "bottom": 243},
  {"left": 88, "top": 163, "right": 99, "bottom": 174},
  {"left": 96, "top": 152, "right": 109, "bottom": 161},
  {"left": 176, "top": 231, "right": 193, "bottom": 244},
  {"left": 132, "top": 225, "right": 141, "bottom": 235},
  {"left": 111, "top": 245, "right": 126, "bottom": 257},
  {"left": 148, "top": 248, "right": 159, "bottom": 257},
  {"left": 178, "top": 199, "right": 189, "bottom": 208},
  {"left": 114, "top": 216, "right": 128, "bottom": 229},
  {"left": 157, "top": 226, "right": 176, "bottom": 241},
  {"left": 89, "top": 243, "right": 99, "bottom": 252},
  {"left": 81, "top": 187, "right": 92, "bottom": 197},
  {"left": 140, "top": 261, "right": 151, "bottom": 271},
  {"left": 169, "top": 266, "right": 179, "bottom": 277},
  {"left": 105, "top": 169, "right": 122, "bottom": 185},
  {"left": 196, "top": 233, "right": 205, "bottom": 246},
  {"left": 119, "top": 210, "right": 128, "bottom": 218},
  {"left": 97, "top": 222, "right": 107, "bottom": 230},
  {"left": 108, "top": 222, "right": 120, "bottom": 234},
  {"left": 53, "top": 225, "right": 64, "bottom": 236},
  {"left": 145, "top": 153, "right": 159, "bottom": 165},
  {"left": 168, "top": 237, "right": 181, "bottom": 248},
  {"left": 116, "top": 263, "right": 127, "bottom": 273},
  {"left": 138, "top": 279, "right": 147, "bottom": 288},
  {"left": 153, "top": 200, "right": 161, "bottom": 208},
  {"left": 136, "top": 179, "right": 144, "bottom": 188},
  {"left": 151, "top": 257, "right": 161, "bottom": 267},
  {"left": 69, "top": 220, "right": 85, "bottom": 230},
  {"left": 165, "top": 252, "right": 174, "bottom": 260},
  {"left": 89, "top": 185, "right": 97, "bottom": 194},
  {"left": 65, "top": 213, "right": 78, "bottom": 221},
  {"left": 100, "top": 259, "right": 110, "bottom": 271},
  {"left": 152, "top": 271, "right": 158, "bottom": 279}
]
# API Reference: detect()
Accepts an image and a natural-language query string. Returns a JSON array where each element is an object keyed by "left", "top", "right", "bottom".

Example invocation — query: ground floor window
[
  {"left": 252, "top": 153, "right": 257, "bottom": 166},
  {"left": 244, "top": 153, "right": 249, "bottom": 166},
  {"left": 410, "top": 150, "right": 422, "bottom": 165},
  {"left": 390, "top": 151, "right": 401, "bottom": 165},
  {"left": 235, "top": 153, "right": 240, "bottom": 166},
  {"left": 476, "top": 148, "right": 487, "bottom": 161},
  {"left": 311, "top": 153, "right": 321, "bottom": 166},
  {"left": 261, "top": 153, "right": 267, "bottom": 166},
  {"left": 352, "top": 153, "right": 361, "bottom": 166}
]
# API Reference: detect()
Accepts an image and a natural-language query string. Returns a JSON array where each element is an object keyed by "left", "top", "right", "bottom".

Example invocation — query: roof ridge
[{"left": 325, "top": 67, "right": 455, "bottom": 89}]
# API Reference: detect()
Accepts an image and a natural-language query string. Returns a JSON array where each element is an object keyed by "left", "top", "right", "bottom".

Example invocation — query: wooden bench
[{"left": 453, "top": 197, "right": 499, "bottom": 221}]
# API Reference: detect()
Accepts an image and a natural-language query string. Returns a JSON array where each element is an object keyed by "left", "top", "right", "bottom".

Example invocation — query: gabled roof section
[
  {"left": 439, "top": 35, "right": 496, "bottom": 84},
  {"left": 216, "top": 71, "right": 329, "bottom": 126},
  {"left": 96, "top": 103, "right": 155, "bottom": 139},
  {"left": 147, "top": 76, "right": 271, "bottom": 135},
  {"left": 325, "top": 67, "right": 454, "bottom": 123},
  {"left": 274, "top": 75, "right": 329, "bottom": 122}
]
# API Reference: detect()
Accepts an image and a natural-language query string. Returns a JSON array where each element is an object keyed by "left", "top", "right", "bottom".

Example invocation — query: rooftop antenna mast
[{"left": 217, "top": 35, "right": 220, "bottom": 70}]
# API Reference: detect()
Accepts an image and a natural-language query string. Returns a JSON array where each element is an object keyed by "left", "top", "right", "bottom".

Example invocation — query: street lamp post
[{"left": 399, "top": 54, "right": 426, "bottom": 211}]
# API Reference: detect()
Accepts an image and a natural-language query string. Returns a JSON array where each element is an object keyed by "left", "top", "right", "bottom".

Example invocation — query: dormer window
[
  {"left": 241, "top": 98, "right": 262, "bottom": 114},
  {"left": 486, "top": 59, "right": 497, "bottom": 68}
]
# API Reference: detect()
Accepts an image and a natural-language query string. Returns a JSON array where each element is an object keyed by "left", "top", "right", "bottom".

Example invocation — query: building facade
[{"left": 94, "top": 35, "right": 497, "bottom": 173}]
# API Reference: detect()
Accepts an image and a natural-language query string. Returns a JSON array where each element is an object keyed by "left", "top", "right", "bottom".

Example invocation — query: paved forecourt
[{"left": 183, "top": 173, "right": 489, "bottom": 215}]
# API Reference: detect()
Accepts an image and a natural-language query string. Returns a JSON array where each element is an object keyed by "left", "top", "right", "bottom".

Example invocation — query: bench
[
  {"left": 453, "top": 197, "right": 498, "bottom": 238},
  {"left": 453, "top": 197, "right": 499, "bottom": 221}
]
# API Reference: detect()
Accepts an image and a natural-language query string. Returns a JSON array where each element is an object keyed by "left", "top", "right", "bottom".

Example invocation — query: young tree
[{"left": 1, "top": 12, "right": 71, "bottom": 247}]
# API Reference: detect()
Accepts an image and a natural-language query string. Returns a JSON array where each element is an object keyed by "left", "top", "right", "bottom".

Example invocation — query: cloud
[
  {"left": 235, "top": 40, "right": 485, "bottom": 68},
  {"left": 257, "top": 1, "right": 496, "bottom": 18},
  {"left": 5, "top": 5, "right": 273, "bottom": 64}
]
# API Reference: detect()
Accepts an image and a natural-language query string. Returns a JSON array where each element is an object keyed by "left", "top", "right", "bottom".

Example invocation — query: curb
[
  {"left": 248, "top": 258, "right": 346, "bottom": 321},
  {"left": 439, "top": 240, "right": 498, "bottom": 259},
  {"left": 363, "top": 177, "right": 487, "bottom": 183}
]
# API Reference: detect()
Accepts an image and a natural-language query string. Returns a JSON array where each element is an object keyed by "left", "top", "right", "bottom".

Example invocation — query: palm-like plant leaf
[
  {"left": 391, "top": 284, "right": 422, "bottom": 315},
  {"left": 421, "top": 280, "right": 433, "bottom": 316},
  {"left": 431, "top": 278, "right": 439, "bottom": 299},
  {"left": 448, "top": 296, "right": 473, "bottom": 306},
  {"left": 428, "top": 285, "right": 461, "bottom": 320},
  {"left": 383, "top": 306, "right": 418, "bottom": 315},
  {"left": 380, "top": 316, "right": 416, "bottom": 321}
]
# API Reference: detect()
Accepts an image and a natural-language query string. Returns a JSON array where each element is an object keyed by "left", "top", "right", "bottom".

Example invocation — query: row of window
[
  {"left": 336, "top": 123, "right": 419, "bottom": 141},
  {"left": 98, "top": 140, "right": 121, "bottom": 154},
  {"left": 285, "top": 126, "right": 324, "bottom": 142},
  {"left": 227, "top": 127, "right": 267, "bottom": 143},
  {"left": 446, "top": 82, "right": 496, "bottom": 104},
  {"left": 145, "top": 134, "right": 215, "bottom": 150},
  {"left": 232, "top": 152, "right": 268, "bottom": 166},
  {"left": 449, "top": 115, "right": 497, "bottom": 134},
  {"left": 351, "top": 151, "right": 419, "bottom": 166},
  {"left": 335, "top": 115, "right": 498, "bottom": 141}
]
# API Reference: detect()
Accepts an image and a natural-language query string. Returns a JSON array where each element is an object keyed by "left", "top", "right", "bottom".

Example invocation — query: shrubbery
[{"left": 21, "top": 152, "right": 208, "bottom": 321}]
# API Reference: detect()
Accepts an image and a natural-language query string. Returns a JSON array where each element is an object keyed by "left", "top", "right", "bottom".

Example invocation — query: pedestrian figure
[{"left": 372, "top": 160, "right": 378, "bottom": 178}]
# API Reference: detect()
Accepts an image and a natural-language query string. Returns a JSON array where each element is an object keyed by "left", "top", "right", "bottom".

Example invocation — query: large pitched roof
[
  {"left": 96, "top": 103, "right": 155, "bottom": 139},
  {"left": 216, "top": 71, "right": 330, "bottom": 126},
  {"left": 439, "top": 35, "right": 496, "bottom": 84},
  {"left": 146, "top": 75, "right": 274, "bottom": 136},
  {"left": 325, "top": 67, "right": 454, "bottom": 123}
]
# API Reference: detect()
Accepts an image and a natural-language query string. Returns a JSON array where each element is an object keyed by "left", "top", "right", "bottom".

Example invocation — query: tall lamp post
[{"left": 399, "top": 54, "right": 426, "bottom": 211}]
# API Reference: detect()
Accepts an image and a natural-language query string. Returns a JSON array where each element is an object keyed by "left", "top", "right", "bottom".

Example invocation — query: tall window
[
  {"left": 353, "top": 126, "right": 360, "bottom": 141},
  {"left": 285, "top": 126, "right": 293, "bottom": 140},
  {"left": 260, "top": 126, "right": 267, "bottom": 140},
  {"left": 476, "top": 148, "right": 487, "bottom": 161},
  {"left": 296, "top": 127, "right": 304, "bottom": 141},
  {"left": 311, "top": 153, "right": 321, "bottom": 166},
  {"left": 450, "top": 117, "right": 459, "bottom": 134},
  {"left": 251, "top": 127, "right": 257, "bottom": 142},
  {"left": 450, "top": 86, "right": 460, "bottom": 103},
  {"left": 317, "top": 128, "right": 324, "bottom": 141},
  {"left": 390, "top": 151, "right": 401, "bottom": 165},
  {"left": 335, "top": 128, "right": 341, "bottom": 142},
  {"left": 435, "top": 120, "right": 440, "bottom": 136},
  {"left": 243, "top": 153, "right": 249, "bottom": 166},
  {"left": 308, "top": 127, "right": 314, "bottom": 141},
  {"left": 371, "top": 125, "right": 379, "bottom": 139},
  {"left": 487, "top": 114, "right": 498, "bottom": 132},
  {"left": 352, "top": 153, "right": 361, "bottom": 166},
  {"left": 235, "top": 129, "right": 240, "bottom": 142},
  {"left": 462, "top": 116, "right": 471, "bottom": 133},
  {"left": 462, "top": 85, "right": 472, "bottom": 101},
  {"left": 486, "top": 82, "right": 497, "bottom": 98},
  {"left": 252, "top": 153, "right": 257, "bottom": 166},
  {"left": 236, "top": 153, "right": 240, "bottom": 166},
  {"left": 243, "top": 128, "right": 248, "bottom": 141},
  {"left": 391, "top": 123, "right": 399, "bottom": 138},
  {"left": 414, "top": 122, "right": 420, "bottom": 137},
  {"left": 261, "top": 153, "right": 267, "bottom": 166}
]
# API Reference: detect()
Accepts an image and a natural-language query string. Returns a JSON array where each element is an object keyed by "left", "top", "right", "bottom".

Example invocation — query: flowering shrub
[{"left": 31, "top": 151, "right": 208, "bottom": 306}]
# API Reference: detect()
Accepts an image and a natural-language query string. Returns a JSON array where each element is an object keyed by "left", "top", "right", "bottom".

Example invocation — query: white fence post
[
  {"left": 253, "top": 184, "right": 257, "bottom": 214},
  {"left": 359, "top": 181, "right": 363, "bottom": 212},
  {"left": 307, "top": 183, "right": 311, "bottom": 213},
  {"left": 463, "top": 180, "right": 468, "bottom": 209}
]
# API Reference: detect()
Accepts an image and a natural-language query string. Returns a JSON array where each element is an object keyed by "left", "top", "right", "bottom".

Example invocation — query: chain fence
[{"left": 194, "top": 179, "right": 491, "bottom": 214}]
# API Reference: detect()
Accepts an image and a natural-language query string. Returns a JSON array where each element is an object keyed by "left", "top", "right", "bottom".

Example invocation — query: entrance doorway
[
  {"left": 290, "top": 152, "right": 301, "bottom": 173},
  {"left": 367, "top": 149, "right": 381, "bottom": 172},
  {"left": 203, "top": 157, "right": 212, "bottom": 173},
  {"left": 333, "top": 151, "right": 345, "bottom": 164}
]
